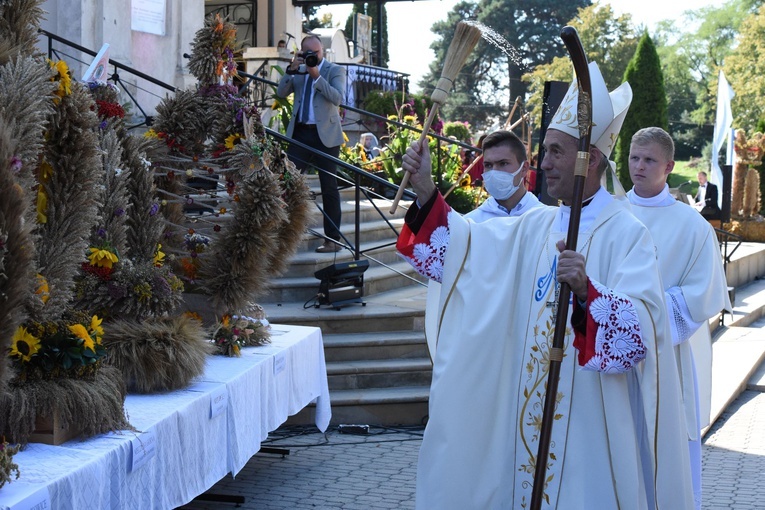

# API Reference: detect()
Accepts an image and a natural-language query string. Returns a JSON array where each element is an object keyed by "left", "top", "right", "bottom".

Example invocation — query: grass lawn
[{"left": 667, "top": 159, "right": 705, "bottom": 196}]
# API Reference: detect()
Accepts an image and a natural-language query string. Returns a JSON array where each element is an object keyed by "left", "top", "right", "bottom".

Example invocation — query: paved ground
[{"left": 179, "top": 383, "right": 765, "bottom": 510}]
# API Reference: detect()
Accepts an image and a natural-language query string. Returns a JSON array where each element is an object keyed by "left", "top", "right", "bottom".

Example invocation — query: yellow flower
[
  {"left": 153, "top": 244, "right": 166, "bottom": 267},
  {"left": 224, "top": 134, "right": 242, "bottom": 150},
  {"left": 69, "top": 323, "right": 95, "bottom": 351},
  {"left": 10, "top": 326, "right": 42, "bottom": 362},
  {"left": 36, "top": 187, "right": 48, "bottom": 224},
  {"left": 387, "top": 114, "right": 398, "bottom": 121},
  {"left": 403, "top": 115, "right": 417, "bottom": 125},
  {"left": 35, "top": 274, "right": 50, "bottom": 304},
  {"left": 49, "top": 59, "right": 72, "bottom": 102},
  {"left": 90, "top": 315, "right": 104, "bottom": 339},
  {"left": 221, "top": 315, "right": 231, "bottom": 328},
  {"left": 144, "top": 129, "right": 159, "bottom": 139},
  {"left": 88, "top": 247, "right": 118, "bottom": 269}
]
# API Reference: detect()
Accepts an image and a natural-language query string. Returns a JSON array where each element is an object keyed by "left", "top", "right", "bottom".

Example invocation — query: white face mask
[{"left": 483, "top": 163, "right": 524, "bottom": 200}]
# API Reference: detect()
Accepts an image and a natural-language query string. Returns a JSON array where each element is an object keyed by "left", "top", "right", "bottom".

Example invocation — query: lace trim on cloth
[
  {"left": 401, "top": 225, "right": 449, "bottom": 282},
  {"left": 668, "top": 290, "right": 692, "bottom": 345},
  {"left": 577, "top": 279, "right": 646, "bottom": 373}
]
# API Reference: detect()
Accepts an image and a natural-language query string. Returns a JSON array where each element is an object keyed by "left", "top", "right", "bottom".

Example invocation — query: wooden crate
[{"left": 29, "top": 413, "right": 81, "bottom": 445}]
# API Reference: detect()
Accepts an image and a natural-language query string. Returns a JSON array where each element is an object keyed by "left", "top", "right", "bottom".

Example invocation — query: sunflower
[
  {"left": 224, "top": 134, "right": 242, "bottom": 150},
  {"left": 49, "top": 59, "right": 72, "bottom": 102},
  {"left": 10, "top": 327, "right": 42, "bottom": 362},
  {"left": 88, "top": 247, "right": 119, "bottom": 269},
  {"left": 68, "top": 323, "right": 95, "bottom": 351}
]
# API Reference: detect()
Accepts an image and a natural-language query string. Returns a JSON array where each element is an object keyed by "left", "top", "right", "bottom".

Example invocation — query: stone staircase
[
  {"left": 261, "top": 175, "right": 431, "bottom": 426},
  {"left": 261, "top": 178, "right": 765, "bottom": 429}
]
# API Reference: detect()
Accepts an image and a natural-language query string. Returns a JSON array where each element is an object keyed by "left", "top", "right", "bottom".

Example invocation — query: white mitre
[{"left": 548, "top": 61, "right": 633, "bottom": 158}]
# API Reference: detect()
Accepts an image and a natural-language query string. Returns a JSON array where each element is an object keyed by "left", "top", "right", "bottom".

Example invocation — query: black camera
[{"left": 301, "top": 50, "right": 319, "bottom": 68}]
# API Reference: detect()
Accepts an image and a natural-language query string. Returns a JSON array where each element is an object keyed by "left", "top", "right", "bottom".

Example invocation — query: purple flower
[
  {"left": 114, "top": 207, "right": 125, "bottom": 217},
  {"left": 10, "top": 156, "right": 22, "bottom": 173},
  {"left": 97, "top": 228, "right": 107, "bottom": 238},
  {"left": 149, "top": 203, "right": 159, "bottom": 216},
  {"left": 99, "top": 120, "right": 108, "bottom": 130}
]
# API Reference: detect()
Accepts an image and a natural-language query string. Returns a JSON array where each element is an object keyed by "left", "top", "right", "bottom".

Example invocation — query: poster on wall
[
  {"left": 354, "top": 13, "right": 372, "bottom": 64},
  {"left": 131, "top": 0, "right": 167, "bottom": 36}
]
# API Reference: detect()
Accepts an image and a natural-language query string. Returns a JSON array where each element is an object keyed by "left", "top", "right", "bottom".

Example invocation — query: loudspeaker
[
  {"left": 314, "top": 259, "right": 369, "bottom": 308},
  {"left": 721, "top": 164, "right": 732, "bottom": 224}
]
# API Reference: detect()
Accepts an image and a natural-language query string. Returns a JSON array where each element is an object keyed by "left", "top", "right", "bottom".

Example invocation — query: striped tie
[{"left": 300, "top": 75, "right": 314, "bottom": 123}]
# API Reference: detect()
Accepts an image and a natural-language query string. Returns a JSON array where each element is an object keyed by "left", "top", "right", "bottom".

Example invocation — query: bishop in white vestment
[{"left": 397, "top": 62, "right": 694, "bottom": 509}]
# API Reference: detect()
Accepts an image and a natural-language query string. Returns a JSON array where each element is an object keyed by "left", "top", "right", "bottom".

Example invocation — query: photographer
[{"left": 277, "top": 34, "right": 347, "bottom": 253}]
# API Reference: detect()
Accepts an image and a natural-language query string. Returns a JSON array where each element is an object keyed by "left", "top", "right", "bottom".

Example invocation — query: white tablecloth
[{"left": 0, "top": 324, "right": 330, "bottom": 510}]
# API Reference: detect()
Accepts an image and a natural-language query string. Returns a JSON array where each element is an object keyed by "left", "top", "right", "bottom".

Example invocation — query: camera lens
[{"left": 304, "top": 51, "right": 319, "bottom": 68}]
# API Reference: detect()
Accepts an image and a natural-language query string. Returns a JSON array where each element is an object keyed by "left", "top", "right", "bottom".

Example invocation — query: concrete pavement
[{"left": 179, "top": 384, "right": 765, "bottom": 509}]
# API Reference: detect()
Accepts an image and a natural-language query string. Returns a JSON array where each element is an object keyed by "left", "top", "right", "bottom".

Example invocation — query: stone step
[
  {"left": 323, "top": 330, "right": 429, "bottom": 362},
  {"left": 261, "top": 259, "right": 425, "bottom": 303},
  {"left": 305, "top": 196, "right": 410, "bottom": 229},
  {"left": 724, "top": 241, "right": 765, "bottom": 288},
  {"left": 284, "top": 241, "right": 404, "bottom": 279},
  {"left": 286, "top": 386, "right": 430, "bottom": 427},
  {"left": 299, "top": 218, "right": 405, "bottom": 255},
  {"left": 326, "top": 358, "right": 433, "bottom": 390},
  {"left": 703, "top": 320, "right": 765, "bottom": 437},
  {"left": 725, "top": 275, "right": 765, "bottom": 328}
]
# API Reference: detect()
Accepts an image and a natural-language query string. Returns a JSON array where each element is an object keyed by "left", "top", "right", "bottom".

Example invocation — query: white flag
[{"left": 711, "top": 70, "right": 735, "bottom": 208}]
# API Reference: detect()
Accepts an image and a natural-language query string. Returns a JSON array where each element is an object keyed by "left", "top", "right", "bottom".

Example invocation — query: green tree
[
  {"left": 614, "top": 32, "right": 668, "bottom": 188},
  {"left": 725, "top": 4, "right": 765, "bottom": 132},
  {"left": 653, "top": 0, "right": 762, "bottom": 156},
  {"left": 523, "top": 4, "right": 638, "bottom": 128},
  {"left": 422, "top": 0, "right": 590, "bottom": 130},
  {"left": 344, "top": 3, "right": 389, "bottom": 67}
]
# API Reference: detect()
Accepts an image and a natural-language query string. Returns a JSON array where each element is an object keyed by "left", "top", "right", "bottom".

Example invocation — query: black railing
[
  {"left": 715, "top": 227, "right": 743, "bottom": 326},
  {"left": 205, "top": 2, "right": 258, "bottom": 48},
  {"left": 716, "top": 227, "right": 743, "bottom": 274},
  {"left": 39, "top": 29, "right": 176, "bottom": 129}
]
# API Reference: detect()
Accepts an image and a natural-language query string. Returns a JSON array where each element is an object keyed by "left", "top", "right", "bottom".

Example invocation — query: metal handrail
[
  {"left": 39, "top": 29, "right": 176, "bottom": 129},
  {"left": 715, "top": 227, "right": 743, "bottom": 272}
]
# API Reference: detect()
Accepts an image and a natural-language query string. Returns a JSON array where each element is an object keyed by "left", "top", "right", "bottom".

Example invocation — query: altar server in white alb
[
  {"left": 424, "top": 130, "right": 544, "bottom": 356},
  {"left": 627, "top": 126, "right": 731, "bottom": 509},
  {"left": 396, "top": 61, "right": 694, "bottom": 509}
]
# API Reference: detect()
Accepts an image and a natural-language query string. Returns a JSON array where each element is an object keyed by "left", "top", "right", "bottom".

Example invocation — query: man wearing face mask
[{"left": 465, "top": 130, "right": 543, "bottom": 222}]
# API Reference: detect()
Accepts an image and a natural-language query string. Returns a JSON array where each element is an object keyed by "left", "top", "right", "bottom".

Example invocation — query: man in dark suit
[
  {"left": 695, "top": 171, "right": 721, "bottom": 220},
  {"left": 277, "top": 34, "right": 346, "bottom": 253}
]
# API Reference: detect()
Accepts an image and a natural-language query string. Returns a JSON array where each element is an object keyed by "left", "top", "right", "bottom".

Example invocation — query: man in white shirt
[{"left": 627, "top": 127, "right": 731, "bottom": 509}]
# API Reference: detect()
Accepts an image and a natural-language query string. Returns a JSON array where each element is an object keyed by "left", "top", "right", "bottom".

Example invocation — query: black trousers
[{"left": 286, "top": 124, "right": 342, "bottom": 241}]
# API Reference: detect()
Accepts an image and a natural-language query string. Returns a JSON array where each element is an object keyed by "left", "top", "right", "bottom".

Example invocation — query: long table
[{"left": 0, "top": 324, "right": 330, "bottom": 510}]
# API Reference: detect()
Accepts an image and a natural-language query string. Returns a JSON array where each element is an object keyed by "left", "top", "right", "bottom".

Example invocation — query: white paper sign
[
  {"left": 273, "top": 351, "right": 287, "bottom": 376},
  {"left": 6, "top": 485, "right": 50, "bottom": 510},
  {"left": 210, "top": 385, "right": 228, "bottom": 419},
  {"left": 131, "top": 0, "right": 166, "bottom": 36},
  {"left": 130, "top": 430, "right": 157, "bottom": 472}
]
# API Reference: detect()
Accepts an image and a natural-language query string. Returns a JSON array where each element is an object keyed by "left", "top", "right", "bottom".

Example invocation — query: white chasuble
[{"left": 401, "top": 191, "right": 693, "bottom": 510}]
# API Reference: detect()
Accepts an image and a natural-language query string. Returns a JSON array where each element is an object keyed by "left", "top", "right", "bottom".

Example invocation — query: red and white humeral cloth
[{"left": 397, "top": 189, "right": 694, "bottom": 510}]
